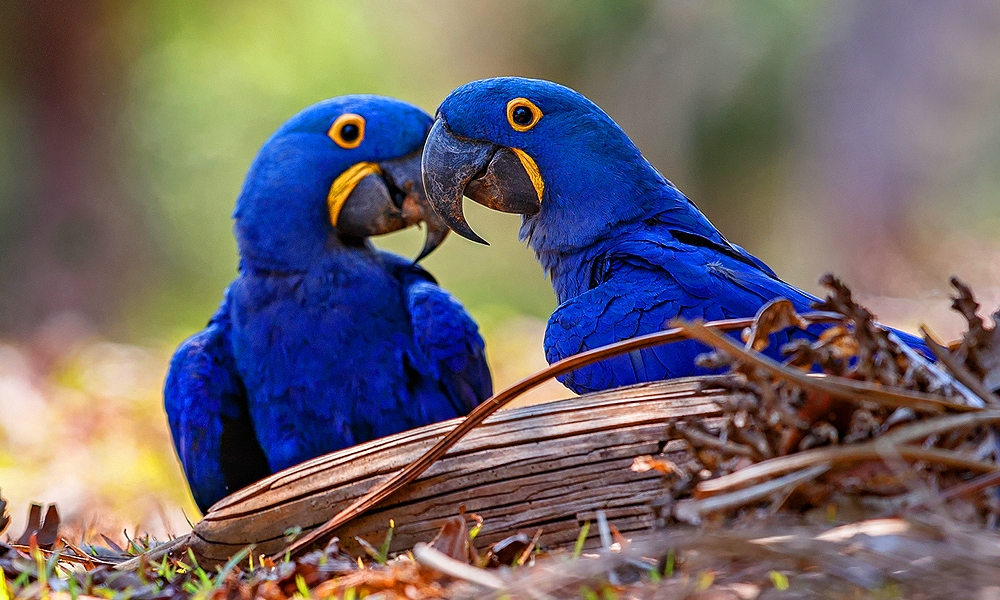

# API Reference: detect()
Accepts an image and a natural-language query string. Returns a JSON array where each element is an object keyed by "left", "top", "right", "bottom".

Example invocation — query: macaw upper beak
[
  {"left": 421, "top": 119, "right": 542, "bottom": 245},
  {"left": 329, "top": 150, "right": 449, "bottom": 262}
]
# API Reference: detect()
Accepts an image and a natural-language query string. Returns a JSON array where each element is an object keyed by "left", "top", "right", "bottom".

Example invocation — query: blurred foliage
[{"left": 0, "top": 330, "right": 195, "bottom": 539}]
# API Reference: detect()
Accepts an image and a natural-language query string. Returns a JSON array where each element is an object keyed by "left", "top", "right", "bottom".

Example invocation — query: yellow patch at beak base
[
  {"left": 510, "top": 148, "right": 544, "bottom": 202},
  {"left": 328, "top": 162, "right": 382, "bottom": 226}
]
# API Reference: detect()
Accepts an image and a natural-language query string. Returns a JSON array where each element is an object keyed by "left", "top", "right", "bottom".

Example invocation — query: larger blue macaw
[
  {"left": 165, "top": 96, "right": 492, "bottom": 512},
  {"left": 421, "top": 77, "right": 927, "bottom": 395}
]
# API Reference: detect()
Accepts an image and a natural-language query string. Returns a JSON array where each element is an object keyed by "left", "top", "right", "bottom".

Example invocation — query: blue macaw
[
  {"left": 421, "top": 77, "right": 927, "bottom": 395},
  {"left": 165, "top": 96, "right": 492, "bottom": 512}
]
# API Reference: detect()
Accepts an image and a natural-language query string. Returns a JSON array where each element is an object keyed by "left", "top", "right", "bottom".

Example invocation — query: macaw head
[
  {"left": 422, "top": 77, "right": 670, "bottom": 253},
  {"left": 234, "top": 95, "right": 447, "bottom": 271}
]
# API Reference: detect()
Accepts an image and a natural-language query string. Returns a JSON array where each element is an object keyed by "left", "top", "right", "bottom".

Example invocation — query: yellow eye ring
[
  {"left": 329, "top": 113, "right": 366, "bottom": 149},
  {"left": 506, "top": 98, "right": 542, "bottom": 132}
]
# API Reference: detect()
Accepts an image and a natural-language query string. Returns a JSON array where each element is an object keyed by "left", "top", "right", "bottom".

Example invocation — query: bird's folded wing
[
  {"left": 545, "top": 235, "right": 821, "bottom": 394},
  {"left": 405, "top": 277, "right": 493, "bottom": 416},
  {"left": 164, "top": 302, "right": 270, "bottom": 512}
]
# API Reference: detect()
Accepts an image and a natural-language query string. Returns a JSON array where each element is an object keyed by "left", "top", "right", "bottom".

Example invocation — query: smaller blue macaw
[
  {"left": 165, "top": 96, "right": 492, "bottom": 512},
  {"left": 421, "top": 77, "right": 928, "bottom": 395}
]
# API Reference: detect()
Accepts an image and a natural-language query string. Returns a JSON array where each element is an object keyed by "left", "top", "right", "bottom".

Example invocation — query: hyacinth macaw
[
  {"left": 421, "top": 77, "right": 927, "bottom": 395},
  {"left": 165, "top": 96, "right": 492, "bottom": 512}
]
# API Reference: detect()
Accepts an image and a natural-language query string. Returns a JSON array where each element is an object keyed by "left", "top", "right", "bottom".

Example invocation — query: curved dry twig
[
  {"left": 696, "top": 442, "right": 999, "bottom": 497},
  {"left": 676, "top": 464, "right": 830, "bottom": 522}
]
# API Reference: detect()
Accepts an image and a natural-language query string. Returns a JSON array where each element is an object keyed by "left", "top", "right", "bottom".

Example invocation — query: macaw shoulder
[
  {"left": 591, "top": 231, "right": 818, "bottom": 307},
  {"left": 645, "top": 204, "right": 780, "bottom": 277},
  {"left": 406, "top": 280, "right": 485, "bottom": 357},
  {"left": 377, "top": 249, "right": 491, "bottom": 405},
  {"left": 378, "top": 251, "right": 486, "bottom": 368}
]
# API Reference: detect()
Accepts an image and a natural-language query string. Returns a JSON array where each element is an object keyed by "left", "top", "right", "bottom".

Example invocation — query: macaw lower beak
[
  {"left": 329, "top": 151, "right": 449, "bottom": 262},
  {"left": 421, "top": 119, "right": 541, "bottom": 245}
]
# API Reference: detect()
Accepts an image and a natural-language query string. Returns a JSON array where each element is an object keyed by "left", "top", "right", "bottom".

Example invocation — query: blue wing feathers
[
  {"left": 163, "top": 300, "right": 270, "bottom": 512},
  {"left": 405, "top": 276, "right": 493, "bottom": 415},
  {"left": 545, "top": 227, "right": 929, "bottom": 395}
]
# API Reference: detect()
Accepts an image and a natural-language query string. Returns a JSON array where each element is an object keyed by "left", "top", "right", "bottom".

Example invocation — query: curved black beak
[
  {"left": 334, "top": 151, "right": 450, "bottom": 262},
  {"left": 421, "top": 119, "right": 541, "bottom": 245}
]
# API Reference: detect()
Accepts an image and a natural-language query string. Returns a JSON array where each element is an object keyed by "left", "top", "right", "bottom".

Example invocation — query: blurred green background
[{"left": 2, "top": 0, "right": 1000, "bottom": 540}]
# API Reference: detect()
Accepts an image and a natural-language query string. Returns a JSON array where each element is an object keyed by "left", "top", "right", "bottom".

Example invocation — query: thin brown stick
[
  {"left": 921, "top": 325, "right": 1000, "bottom": 407},
  {"left": 676, "top": 464, "right": 830, "bottom": 522},
  {"left": 9, "top": 543, "right": 120, "bottom": 567},
  {"left": 114, "top": 534, "right": 190, "bottom": 571},
  {"left": 412, "top": 543, "right": 504, "bottom": 589},
  {"left": 278, "top": 312, "right": 845, "bottom": 558},
  {"left": 516, "top": 528, "right": 543, "bottom": 567},
  {"left": 916, "top": 470, "right": 1000, "bottom": 507},
  {"left": 941, "top": 470, "right": 1000, "bottom": 502},
  {"left": 675, "top": 422, "right": 759, "bottom": 459},
  {"left": 674, "top": 319, "right": 975, "bottom": 414},
  {"left": 697, "top": 443, "right": 998, "bottom": 497},
  {"left": 60, "top": 538, "right": 123, "bottom": 568},
  {"left": 888, "top": 330, "right": 984, "bottom": 408},
  {"left": 698, "top": 411, "right": 1000, "bottom": 496},
  {"left": 878, "top": 411, "right": 1000, "bottom": 445}
]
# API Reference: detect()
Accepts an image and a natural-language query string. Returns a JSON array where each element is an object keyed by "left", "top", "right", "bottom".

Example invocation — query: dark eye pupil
[
  {"left": 340, "top": 123, "right": 360, "bottom": 142},
  {"left": 512, "top": 106, "right": 533, "bottom": 126}
]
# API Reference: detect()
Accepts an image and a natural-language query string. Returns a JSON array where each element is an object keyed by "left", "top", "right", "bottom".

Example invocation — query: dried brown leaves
[
  {"left": 651, "top": 275, "right": 1000, "bottom": 530},
  {"left": 948, "top": 276, "right": 1000, "bottom": 394}
]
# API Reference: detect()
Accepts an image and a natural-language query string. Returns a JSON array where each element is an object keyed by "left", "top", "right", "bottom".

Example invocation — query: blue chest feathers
[{"left": 227, "top": 254, "right": 427, "bottom": 471}]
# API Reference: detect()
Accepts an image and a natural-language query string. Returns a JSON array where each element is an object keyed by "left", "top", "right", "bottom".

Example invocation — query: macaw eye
[
  {"left": 329, "top": 113, "right": 366, "bottom": 149},
  {"left": 506, "top": 98, "right": 542, "bottom": 132}
]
